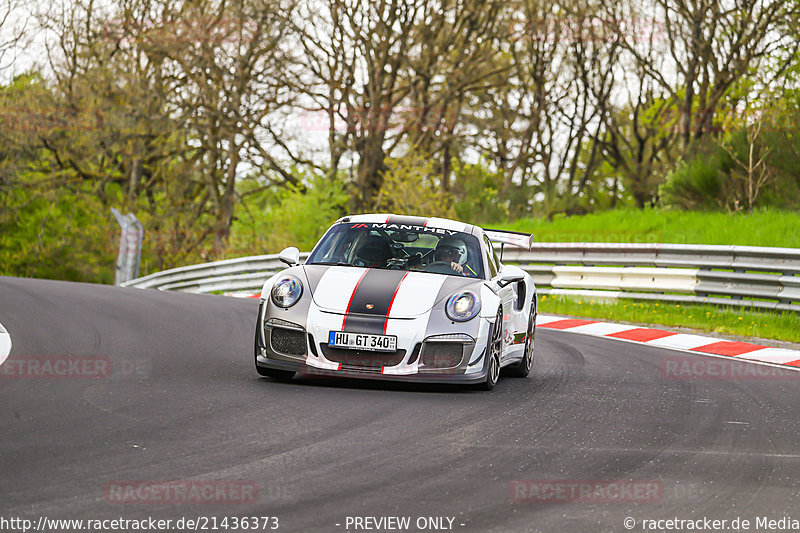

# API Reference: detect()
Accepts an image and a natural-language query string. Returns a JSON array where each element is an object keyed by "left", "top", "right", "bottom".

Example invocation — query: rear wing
[{"left": 483, "top": 228, "right": 534, "bottom": 250}]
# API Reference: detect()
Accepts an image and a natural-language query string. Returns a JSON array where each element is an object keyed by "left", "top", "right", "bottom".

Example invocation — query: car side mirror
[
  {"left": 278, "top": 247, "right": 300, "bottom": 266},
  {"left": 497, "top": 273, "right": 524, "bottom": 288}
]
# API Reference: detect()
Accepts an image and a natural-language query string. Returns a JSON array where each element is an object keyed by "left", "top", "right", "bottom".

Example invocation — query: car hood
[{"left": 301, "top": 264, "right": 481, "bottom": 318}]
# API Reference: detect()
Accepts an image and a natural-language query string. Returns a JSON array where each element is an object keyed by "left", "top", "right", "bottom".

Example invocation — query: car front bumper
[
  {"left": 255, "top": 355, "right": 490, "bottom": 384},
  {"left": 256, "top": 299, "right": 493, "bottom": 384}
]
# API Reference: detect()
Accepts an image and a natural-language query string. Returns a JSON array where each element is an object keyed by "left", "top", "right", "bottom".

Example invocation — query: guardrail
[
  {"left": 122, "top": 243, "right": 800, "bottom": 311},
  {"left": 505, "top": 243, "right": 800, "bottom": 312},
  {"left": 120, "top": 253, "right": 310, "bottom": 294}
]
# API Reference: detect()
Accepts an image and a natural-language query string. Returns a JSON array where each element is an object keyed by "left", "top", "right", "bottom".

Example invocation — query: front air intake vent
[
  {"left": 421, "top": 342, "right": 464, "bottom": 368},
  {"left": 270, "top": 327, "right": 307, "bottom": 356}
]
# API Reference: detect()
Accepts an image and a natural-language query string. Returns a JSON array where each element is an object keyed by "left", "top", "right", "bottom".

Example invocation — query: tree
[
  {"left": 464, "top": 0, "right": 623, "bottom": 217},
  {"left": 0, "top": 0, "right": 26, "bottom": 71},
  {"left": 616, "top": 0, "right": 798, "bottom": 152},
  {"left": 148, "top": 0, "right": 299, "bottom": 253},
  {"left": 721, "top": 102, "right": 773, "bottom": 211},
  {"left": 293, "top": 0, "right": 508, "bottom": 210},
  {"left": 35, "top": 0, "right": 219, "bottom": 269},
  {"left": 36, "top": 0, "right": 300, "bottom": 258}
]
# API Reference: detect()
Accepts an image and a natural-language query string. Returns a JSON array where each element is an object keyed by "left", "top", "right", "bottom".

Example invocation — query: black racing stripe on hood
[
  {"left": 343, "top": 269, "right": 407, "bottom": 332},
  {"left": 386, "top": 215, "right": 429, "bottom": 226},
  {"left": 342, "top": 315, "right": 385, "bottom": 335}
]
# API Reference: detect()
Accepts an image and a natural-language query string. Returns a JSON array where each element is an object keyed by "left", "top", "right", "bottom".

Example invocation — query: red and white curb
[
  {"left": 0, "top": 321, "right": 11, "bottom": 366},
  {"left": 536, "top": 314, "right": 800, "bottom": 369},
  {"left": 224, "top": 292, "right": 261, "bottom": 299}
]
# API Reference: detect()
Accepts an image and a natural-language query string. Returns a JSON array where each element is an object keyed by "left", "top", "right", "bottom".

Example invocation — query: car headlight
[
  {"left": 445, "top": 291, "right": 481, "bottom": 322},
  {"left": 271, "top": 275, "right": 303, "bottom": 308}
]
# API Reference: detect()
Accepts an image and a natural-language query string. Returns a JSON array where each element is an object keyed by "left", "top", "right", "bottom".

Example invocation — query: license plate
[{"left": 328, "top": 331, "right": 397, "bottom": 352}]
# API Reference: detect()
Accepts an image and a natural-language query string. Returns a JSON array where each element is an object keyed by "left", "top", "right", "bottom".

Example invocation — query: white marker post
[
  {"left": 111, "top": 208, "right": 145, "bottom": 285},
  {"left": 0, "top": 322, "right": 11, "bottom": 366}
]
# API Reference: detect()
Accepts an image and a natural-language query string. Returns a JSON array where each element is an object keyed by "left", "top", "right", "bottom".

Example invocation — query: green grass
[
  {"left": 498, "top": 208, "right": 800, "bottom": 340},
  {"left": 539, "top": 294, "right": 800, "bottom": 344},
  {"left": 499, "top": 207, "right": 800, "bottom": 248}
]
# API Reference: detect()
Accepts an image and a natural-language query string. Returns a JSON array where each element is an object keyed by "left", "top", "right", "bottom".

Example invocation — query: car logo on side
[{"left": 365, "top": 304, "right": 374, "bottom": 309}]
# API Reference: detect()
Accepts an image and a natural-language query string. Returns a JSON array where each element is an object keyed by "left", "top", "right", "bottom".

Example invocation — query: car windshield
[{"left": 307, "top": 222, "right": 485, "bottom": 279}]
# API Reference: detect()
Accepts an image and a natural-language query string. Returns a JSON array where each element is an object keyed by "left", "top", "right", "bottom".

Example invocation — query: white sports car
[{"left": 254, "top": 214, "right": 537, "bottom": 390}]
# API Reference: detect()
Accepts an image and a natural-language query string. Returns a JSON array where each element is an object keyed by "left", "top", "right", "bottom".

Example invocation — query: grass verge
[
  {"left": 500, "top": 208, "right": 800, "bottom": 248},
  {"left": 539, "top": 294, "right": 800, "bottom": 344}
]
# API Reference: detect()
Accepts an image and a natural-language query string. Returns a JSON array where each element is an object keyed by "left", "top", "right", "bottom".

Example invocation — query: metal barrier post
[{"left": 112, "top": 208, "right": 145, "bottom": 285}]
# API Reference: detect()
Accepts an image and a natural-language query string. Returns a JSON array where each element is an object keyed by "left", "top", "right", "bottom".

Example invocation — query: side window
[
  {"left": 483, "top": 235, "right": 498, "bottom": 278},
  {"left": 341, "top": 230, "right": 366, "bottom": 262}
]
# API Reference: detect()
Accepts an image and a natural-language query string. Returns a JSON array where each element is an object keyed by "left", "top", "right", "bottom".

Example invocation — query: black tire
[
  {"left": 507, "top": 304, "right": 535, "bottom": 378},
  {"left": 481, "top": 309, "right": 503, "bottom": 391},
  {"left": 254, "top": 317, "right": 296, "bottom": 381}
]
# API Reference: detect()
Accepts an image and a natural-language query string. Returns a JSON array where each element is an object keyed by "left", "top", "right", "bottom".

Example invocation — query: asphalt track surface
[{"left": 2, "top": 276, "right": 800, "bottom": 533}]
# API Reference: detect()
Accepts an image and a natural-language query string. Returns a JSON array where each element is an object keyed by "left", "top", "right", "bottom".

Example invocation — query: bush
[
  {"left": 230, "top": 170, "right": 350, "bottom": 255},
  {"left": 0, "top": 179, "right": 116, "bottom": 283},
  {"left": 661, "top": 92, "right": 800, "bottom": 211},
  {"left": 659, "top": 145, "right": 730, "bottom": 210},
  {"left": 374, "top": 149, "right": 456, "bottom": 218},
  {"left": 451, "top": 158, "right": 509, "bottom": 224}
]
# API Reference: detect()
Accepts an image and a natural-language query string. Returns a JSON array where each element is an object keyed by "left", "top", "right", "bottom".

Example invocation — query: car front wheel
[{"left": 481, "top": 309, "right": 503, "bottom": 390}]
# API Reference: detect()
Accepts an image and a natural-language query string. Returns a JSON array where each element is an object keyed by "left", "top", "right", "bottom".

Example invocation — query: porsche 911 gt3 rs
[{"left": 254, "top": 214, "right": 537, "bottom": 390}]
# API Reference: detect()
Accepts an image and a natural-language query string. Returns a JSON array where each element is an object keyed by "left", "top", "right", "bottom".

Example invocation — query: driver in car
[{"left": 431, "top": 237, "right": 469, "bottom": 275}]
